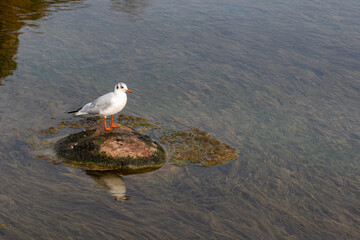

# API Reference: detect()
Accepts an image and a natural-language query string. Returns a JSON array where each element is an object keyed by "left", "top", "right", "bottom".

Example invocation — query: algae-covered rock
[
  {"left": 30, "top": 115, "right": 237, "bottom": 169},
  {"left": 160, "top": 127, "right": 238, "bottom": 166},
  {"left": 55, "top": 124, "right": 166, "bottom": 171},
  {"left": 117, "top": 114, "right": 238, "bottom": 166}
]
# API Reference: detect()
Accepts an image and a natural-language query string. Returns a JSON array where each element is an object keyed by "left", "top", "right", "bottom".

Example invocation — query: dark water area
[{"left": 0, "top": 0, "right": 359, "bottom": 239}]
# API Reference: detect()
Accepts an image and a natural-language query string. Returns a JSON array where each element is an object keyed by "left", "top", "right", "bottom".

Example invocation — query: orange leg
[
  {"left": 104, "top": 117, "right": 113, "bottom": 131},
  {"left": 111, "top": 115, "right": 119, "bottom": 128}
]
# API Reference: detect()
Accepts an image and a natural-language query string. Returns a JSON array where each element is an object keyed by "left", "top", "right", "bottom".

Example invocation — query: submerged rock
[
  {"left": 55, "top": 124, "right": 166, "bottom": 171},
  {"left": 159, "top": 127, "right": 238, "bottom": 166},
  {"left": 29, "top": 115, "right": 237, "bottom": 169},
  {"left": 117, "top": 114, "right": 239, "bottom": 166}
]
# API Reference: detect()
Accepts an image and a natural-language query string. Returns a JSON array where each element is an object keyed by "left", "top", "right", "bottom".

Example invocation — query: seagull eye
[
  {"left": 116, "top": 86, "right": 119, "bottom": 89},
  {"left": 121, "top": 86, "right": 124, "bottom": 89}
]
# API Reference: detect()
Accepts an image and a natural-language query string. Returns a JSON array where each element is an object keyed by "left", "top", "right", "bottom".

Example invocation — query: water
[{"left": 0, "top": 0, "right": 359, "bottom": 239}]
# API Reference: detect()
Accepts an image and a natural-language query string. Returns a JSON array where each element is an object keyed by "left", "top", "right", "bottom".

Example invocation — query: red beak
[{"left": 126, "top": 89, "right": 132, "bottom": 93}]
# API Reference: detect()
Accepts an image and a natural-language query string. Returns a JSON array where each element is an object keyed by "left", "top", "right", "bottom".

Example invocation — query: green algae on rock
[
  {"left": 55, "top": 124, "right": 166, "bottom": 171},
  {"left": 28, "top": 120, "right": 82, "bottom": 135},
  {"left": 117, "top": 114, "right": 238, "bottom": 166},
  {"left": 160, "top": 127, "right": 238, "bottom": 166}
]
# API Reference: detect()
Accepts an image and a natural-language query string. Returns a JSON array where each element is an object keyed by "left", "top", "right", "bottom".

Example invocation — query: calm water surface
[{"left": 0, "top": 0, "right": 359, "bottom": 239}]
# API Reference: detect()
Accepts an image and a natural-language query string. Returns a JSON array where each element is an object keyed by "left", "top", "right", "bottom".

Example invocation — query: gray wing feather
[{"left": 77, "top": 92, "right": 113, "bottom": 115}]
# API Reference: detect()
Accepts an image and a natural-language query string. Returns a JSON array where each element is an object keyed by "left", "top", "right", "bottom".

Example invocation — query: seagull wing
[{"left": 77, "top": 92, "right": 114, "bottom": 115}]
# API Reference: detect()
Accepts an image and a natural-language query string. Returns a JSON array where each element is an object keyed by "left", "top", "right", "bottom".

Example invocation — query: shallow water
[{"left": 0, "top": 0, "right": 359, "bottom": 239}]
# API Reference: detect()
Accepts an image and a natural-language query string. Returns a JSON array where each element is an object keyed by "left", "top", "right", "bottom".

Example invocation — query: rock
[
  {"left": 117, "top": 114, "right": 239, "bottom": 166},
  {"left": 55, "top": 124, "right": 166, "bottom": 172},
  {"left": 30, "top": 115, "right": 237, "bottom": 169}
]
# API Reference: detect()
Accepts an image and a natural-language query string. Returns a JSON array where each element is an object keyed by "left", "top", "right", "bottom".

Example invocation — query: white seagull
[{"left": 68, "top": 82, "right": 132, "bottom": 131}]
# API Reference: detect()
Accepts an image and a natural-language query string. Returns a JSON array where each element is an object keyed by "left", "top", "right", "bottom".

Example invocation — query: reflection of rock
[
  {"left": 86, "top": 170, "right": 129, "bottom": 201},
  {"left": 55, "top": 123, "right": 166, "bottom": 171},
  {"left": 111, "top": 0, "right": 149, "bottom": 16}
]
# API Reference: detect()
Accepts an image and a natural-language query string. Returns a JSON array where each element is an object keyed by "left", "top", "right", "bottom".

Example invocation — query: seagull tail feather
[{"left": 67, "top": 107, "right": 82, "bottom": 114}]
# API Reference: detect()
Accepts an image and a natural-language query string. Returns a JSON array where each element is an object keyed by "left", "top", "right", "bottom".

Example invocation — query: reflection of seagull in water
[
  {"left": 68, "top": 83, "right": 131, "bottom": 131},
  {"left": 86, "top": 171, "right": 129, "bottom": 201}
]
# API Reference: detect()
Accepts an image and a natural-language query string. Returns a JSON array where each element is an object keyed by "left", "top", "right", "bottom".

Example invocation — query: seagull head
[{"left": 115, "top": 82, "right": 132, "bottom": 93}]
